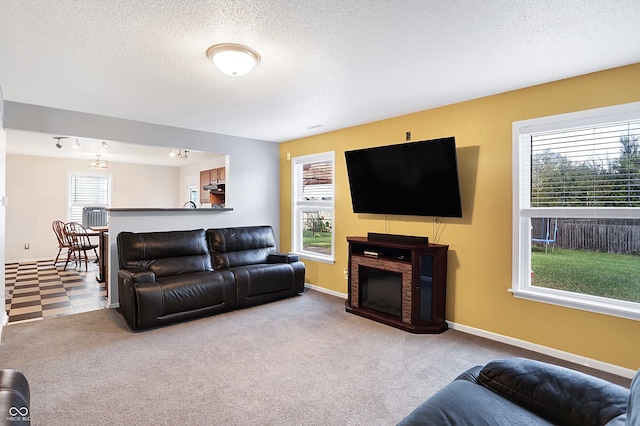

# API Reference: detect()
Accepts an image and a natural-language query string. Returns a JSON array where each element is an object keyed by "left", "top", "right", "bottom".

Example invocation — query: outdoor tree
[
  {"left": 612, "top": 135, "right": 640, "bottom": 207},
  {"left": 532, "top": 134, "right": 640, "bottom": 207}
]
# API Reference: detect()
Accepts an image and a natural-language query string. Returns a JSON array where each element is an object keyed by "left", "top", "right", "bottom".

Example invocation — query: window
[
  {"left": 68, "top": 173, "right": 111, "bottom": 223},
  {"left": 512, "top": 102, "right": 640, "bottom": 320},
  {"left": 292, "top": 152, "right": 335, "bottom": 263}
]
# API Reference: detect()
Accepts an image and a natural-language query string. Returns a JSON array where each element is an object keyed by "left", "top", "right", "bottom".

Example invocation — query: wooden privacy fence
[{"left": 547, "top": 219, "right": 640, "bottom": 254}]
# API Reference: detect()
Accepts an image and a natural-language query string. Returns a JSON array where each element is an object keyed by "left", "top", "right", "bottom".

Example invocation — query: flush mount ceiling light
[{"left": 206, "top": 43, "right": 260, "bottom": 76}]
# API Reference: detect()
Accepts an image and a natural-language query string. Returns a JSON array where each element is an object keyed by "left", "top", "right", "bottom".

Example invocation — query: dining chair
[
  {"left": 63, "top": 222, "right": 99, "bottom": 271},
  {"left": 52, "top": 220, "right": 71, "bottom": 265}
]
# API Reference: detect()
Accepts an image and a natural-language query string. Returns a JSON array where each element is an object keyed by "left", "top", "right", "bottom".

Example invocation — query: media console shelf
[{"left": 346, "top": 235, "right": 448, "bottom": 333}]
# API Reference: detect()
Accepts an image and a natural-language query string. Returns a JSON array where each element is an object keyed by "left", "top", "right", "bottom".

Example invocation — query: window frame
[
  {"left": 512, "top": 101, "right": 640, "bottom": 321},
  {"left": 67, "top": 171, "right": 112, "bottom": 223},
  {"left": 291, "top": 151, "right": 335, "bottom": 264}
]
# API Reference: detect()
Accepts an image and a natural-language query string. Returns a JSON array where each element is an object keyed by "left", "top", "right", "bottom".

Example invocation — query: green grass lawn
[
  {"left": 531, "top": 247, "right": 640, "bottom": 302},
  {"left": 302, "top": 230, "right": 332, "bottom": 254}
]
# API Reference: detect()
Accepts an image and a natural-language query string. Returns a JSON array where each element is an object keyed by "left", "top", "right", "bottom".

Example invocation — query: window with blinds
[
  {"left": 292, "top": 152, "right": 335, "bottom": 263},
  {"left": 68, "top": 174, "right": 111, "bottom": 223},
  {"left": 301, "top": 160, "right": 333, "bottom": 201},
  {"left": 528, "top": 119, "right": 640, "bottom": 208},
  {"left": 512, "top": 102, "right": 640, "bottom": 321}
]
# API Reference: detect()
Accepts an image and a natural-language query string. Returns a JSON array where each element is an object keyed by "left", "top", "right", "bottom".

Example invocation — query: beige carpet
[{"left": 0, "top": 289, "right": 629, "bottom": 425}]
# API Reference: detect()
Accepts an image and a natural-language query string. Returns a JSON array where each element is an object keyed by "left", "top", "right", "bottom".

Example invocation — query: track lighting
[{"left": 53, "top": 136, "right": 67, "bottom": 149}]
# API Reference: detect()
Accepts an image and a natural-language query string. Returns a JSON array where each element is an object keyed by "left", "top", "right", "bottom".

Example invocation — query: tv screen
[{"left": 344, "top": 137, "right": 463, "bottom": 217}]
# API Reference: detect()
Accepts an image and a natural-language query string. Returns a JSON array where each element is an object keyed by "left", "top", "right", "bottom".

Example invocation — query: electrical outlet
[
  {"left": 24, "top": 243, "right": 30, "bottom": 250},
  {"left": 343, "top": 268, "right": 349, "bottom": 280},
  {"left": 406, "top": 131, "right": 411, "bottom": 141}
]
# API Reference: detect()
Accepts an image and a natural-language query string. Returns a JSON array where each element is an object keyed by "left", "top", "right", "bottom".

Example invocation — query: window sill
[
  {"left": 509, "top": 288, "right": 640, "bottom": 321},
  {"left": 293, "top": 251, "right": 335, "bottom": 265}
]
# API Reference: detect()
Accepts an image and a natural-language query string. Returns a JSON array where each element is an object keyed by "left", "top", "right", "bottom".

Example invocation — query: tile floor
[{"left": 4, "top": 259, "right": 107, "bottom": 324}]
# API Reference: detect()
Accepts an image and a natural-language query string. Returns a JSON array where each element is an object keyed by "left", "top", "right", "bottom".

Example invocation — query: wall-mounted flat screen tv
[{"left": 344, "top": 137, "right": 463, "bottom": 217}]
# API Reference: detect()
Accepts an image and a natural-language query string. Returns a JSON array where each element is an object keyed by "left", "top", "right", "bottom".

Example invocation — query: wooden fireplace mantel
[{"left": 346, "top": 235, "right": 449, "bottom": 334}]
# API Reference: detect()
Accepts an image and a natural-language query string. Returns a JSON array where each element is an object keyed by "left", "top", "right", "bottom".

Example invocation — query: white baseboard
[
  {"left": 5, "top": 256, "right": 53, "bottom": 264},
  {"left": 304, "top": 283, "right": 347, "bottom": 299},
  {"left": 448, "top": 321, "right": 637, "bottom": 379}
]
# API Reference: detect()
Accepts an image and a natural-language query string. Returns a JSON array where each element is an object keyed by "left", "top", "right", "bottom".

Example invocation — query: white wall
[
  {"left": 0, "top": 87, "right": 7, "bottom": 333},
  {"left": 5, "top": 154, "right": 180, "bottom": 262}
]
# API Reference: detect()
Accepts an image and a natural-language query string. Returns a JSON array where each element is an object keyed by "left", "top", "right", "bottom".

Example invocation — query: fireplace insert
[{"left": 359, "top": 266, "right": 402, "bottom": 319}]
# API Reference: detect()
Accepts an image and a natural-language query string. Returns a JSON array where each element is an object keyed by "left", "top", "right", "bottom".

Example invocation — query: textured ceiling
[{"left": 1, "top": 0, "right": 640, "bottom": 147}]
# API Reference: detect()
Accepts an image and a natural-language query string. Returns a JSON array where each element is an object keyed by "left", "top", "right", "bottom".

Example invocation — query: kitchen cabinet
[
  {"left": 199, "top": 167, "right": 226, "bottom": 205},
  {"left": 214, "top": 167, "right": 225, "bottom": 183}
]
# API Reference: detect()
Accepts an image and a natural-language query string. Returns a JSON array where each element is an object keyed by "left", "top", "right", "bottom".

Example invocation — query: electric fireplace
[{"left": 346, "top": 235, "right": 449, "bottom": 333}]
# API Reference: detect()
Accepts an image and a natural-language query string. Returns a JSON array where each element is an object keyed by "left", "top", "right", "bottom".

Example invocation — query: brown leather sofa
[
  {"left": 117, "top": 226, "right": 305, "bottom": 331},
  {"left": 0, "top": 369, "right": 30, "bottom": 425},
  {"left": 397, "top": 357, "right": 639, "bottom": 426}
]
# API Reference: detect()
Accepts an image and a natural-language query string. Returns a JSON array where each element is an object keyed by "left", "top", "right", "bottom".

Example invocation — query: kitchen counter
[{"left": 108, "top": 207, "right": 233, "bottom": 212}]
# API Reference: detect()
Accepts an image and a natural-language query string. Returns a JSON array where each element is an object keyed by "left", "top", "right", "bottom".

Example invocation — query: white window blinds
[
  {"left": 529, "top": 119, "right": 640, "bottom": 208},
  {"left": 300, "top": 161, "right": 333, "bottom": 201},
  {"left": 69, "top": 174, "right": 110, "bottom": 222}
]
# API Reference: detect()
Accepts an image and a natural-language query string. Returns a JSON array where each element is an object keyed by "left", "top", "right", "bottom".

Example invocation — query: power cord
[{"left": 432, "top": 217, "right": 444, "bottom": 243}]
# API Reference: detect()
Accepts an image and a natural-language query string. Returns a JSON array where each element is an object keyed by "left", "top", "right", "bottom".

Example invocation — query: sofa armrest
[
  {"left": 118, "top": 268, "right": 156, "bottom": 285},
  {"left": 267, "top": 253, "right": 300, "bottom": 264},
  {"left": 477, "top": 357, "right": 628, "bottom": 426},
  {"left": 0, "top": 369, "right": 29, "bottom": 425},
  {"left": 454, "top": 365, "right": 482, "bottom": 383},
  {"left": 628, "top": 369, "right": 640, "bottom": 425}
]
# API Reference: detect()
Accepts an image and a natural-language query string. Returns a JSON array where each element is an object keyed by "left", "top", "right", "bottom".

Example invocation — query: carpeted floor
[{"left": 0, "top": 289, "right": 630, "bottom": 425}]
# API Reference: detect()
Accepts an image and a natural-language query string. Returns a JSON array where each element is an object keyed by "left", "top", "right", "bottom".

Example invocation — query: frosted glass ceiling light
[{"left": 206, "top": 43, "right": 260, "bottom": 76}]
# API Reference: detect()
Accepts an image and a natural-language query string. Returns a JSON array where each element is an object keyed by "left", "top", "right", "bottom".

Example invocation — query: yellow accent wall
[{"left": 280, "top": 63, "right": 640, "bottom": 370}]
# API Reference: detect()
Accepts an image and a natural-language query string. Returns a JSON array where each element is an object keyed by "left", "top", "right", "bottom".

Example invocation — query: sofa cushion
[
  {"left": 154, "top": 271, "right": 236, "bottom": 316},
  {"left": 477, "top": 358, "right": 629, "bottom": 426},
  {"left": 397, "top": 379, "right": 553, "bottom": 425},
  {"left": 232, "top": 263, "right": 295, "bottom": 296},
  {"left": 118, "top": 229, "right": 213, "bottom": 277},
  {"left": 207, "top": 226, "right": 277, "bottom": 269}
]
